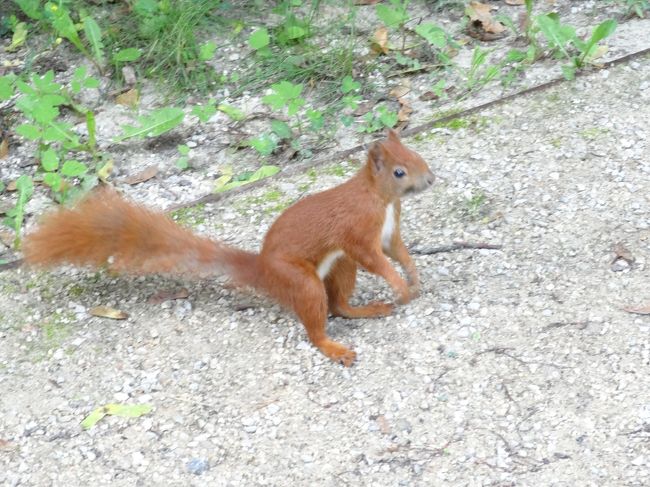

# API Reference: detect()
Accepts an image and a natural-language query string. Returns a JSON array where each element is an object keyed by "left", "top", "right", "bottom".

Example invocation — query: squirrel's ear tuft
[
  {"left": 387, "top": 128, "right": 400, "bottom": 142},
  {"left": 368, "top": 141, "right": 384, "bottom": 173}
]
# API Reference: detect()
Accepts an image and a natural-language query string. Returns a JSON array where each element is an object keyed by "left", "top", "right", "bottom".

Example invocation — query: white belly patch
[
  {"left": 317, "top": 250, "right": 344, "bottom": 280},
  {"left": 381, "top": 203, "right": 395, "bottom": 250}
]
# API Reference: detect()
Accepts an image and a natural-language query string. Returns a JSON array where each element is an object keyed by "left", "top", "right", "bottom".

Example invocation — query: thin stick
[{"left": 411, "top": 241, "right": 502, "bottom": 255}]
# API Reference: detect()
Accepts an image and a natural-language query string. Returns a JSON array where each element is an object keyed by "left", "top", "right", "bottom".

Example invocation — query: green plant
[
  {"left": 14, "top": 1, "right": 106, "bottom": 70},
  {"left": 360, "top": 105, "right": 398, "bottom": 133},
  {"left": 116, "top": 107, "right": 185, "bottom": 141},
  {"left": 466, "top": 47, "right": 500, "bottom": 91},
  {"left": 105, "top": 0, "right": 220, "bottom": 90},
  {"left": 624, "top": 0, "right": 650, "bottom": 18},
  {"left": 262, "top": 80, "right": 305, "bottom": 118},
  {"left": 6, "top": 68, "right": 100, "bottom": 204},
  {"left": 214, "top": 165, "right": 281, "bottom": 193},
  {"left": 3, "top": 175, "right": 33, "bottom": 248},
  {"left": 414, "top": 21, "right": 454, "bottom": 65},
  {"left": 463, "top": 190, "right": 487, "bottom": 219},
  {"left": 535, "top": 14, "right": 617, "bottom": 80},
  {"left": 176, "top": 144, "right": 190, "bottom": 170},
  {"left": 272, "top": 0, "right": 312, "bottom": 45}
]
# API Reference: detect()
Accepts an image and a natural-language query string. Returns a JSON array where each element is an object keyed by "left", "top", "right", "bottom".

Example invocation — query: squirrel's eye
[{"left": 393, "top": 168, "right": 406, "bottom": 178}]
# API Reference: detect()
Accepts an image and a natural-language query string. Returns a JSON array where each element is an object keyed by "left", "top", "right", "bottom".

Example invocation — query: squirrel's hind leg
[
  {"left": 325, "top": 256, "right": 394, "bottom": 319},
  {"left": 264, "top": 258, "right": 356, "bottom": 367}
]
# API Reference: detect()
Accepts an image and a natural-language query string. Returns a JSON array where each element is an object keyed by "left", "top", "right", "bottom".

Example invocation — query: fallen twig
[
  {"left": 0, "top": 258, "right": 23, "bottom": 271},
  {"left": 411, "top": 241, "right": 502, "bottom": 255}
]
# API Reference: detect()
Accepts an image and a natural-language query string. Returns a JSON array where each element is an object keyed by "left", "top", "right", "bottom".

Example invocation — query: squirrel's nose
[{"left": 426, "top": 171, "right": 435, "bottom": 186}]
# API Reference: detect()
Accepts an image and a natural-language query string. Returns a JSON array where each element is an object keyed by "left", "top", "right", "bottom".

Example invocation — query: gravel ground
[{"left": 2, "top": 55, "right": 650, "bottom": 486}]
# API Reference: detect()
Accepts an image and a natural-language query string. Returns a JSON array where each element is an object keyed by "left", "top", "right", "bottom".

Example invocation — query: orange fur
[{"left": 24, "top": 130, "right": 434, "bottom": 366}]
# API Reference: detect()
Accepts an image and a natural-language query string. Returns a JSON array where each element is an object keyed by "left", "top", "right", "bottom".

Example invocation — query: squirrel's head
[{"left": 367, "top": 129, "right": 435, "bottom": 199}]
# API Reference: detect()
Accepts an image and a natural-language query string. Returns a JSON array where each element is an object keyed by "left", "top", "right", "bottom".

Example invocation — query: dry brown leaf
[
  {"left": 0, "top": 439, "right": 15, "bottom": 450},
  {"left": 0, "top": 229, "right": 14, "bottom": 247},
  {"left": 371, "top": 26, "right": 389, "bottom": 55},
  {"left": 6, "top": 179, "right": 17, "bottom": 191},
  {"left": 505, "top": 0, "right": 525, "bottom": 5},
  {"left": 115, "top": 88, "right": 139, "bottom": 108},
  {"left": 122, "top": 165, "right": 159, "bottom": 185},
  {"left": 353, "top": 100, "right": 374, "bottom": 117},
  {"left": 466, "top": 1, "right": 506, "bottom": 38},
  {"left": 376, "top": 415, "right": 391, "bottom": 435},
  {"left": 354, "top": 0, "right": 380, "bottom": 4},
  {"left": 0, "top": 138, "right": 8, "bottom": 159},
  {"left": 147, "top": 287, "right": 190, "bottom": 304},
  {"left": 612, "top": 242, "right": 634, "bottom": 264},
  {"left": 419, "top": 91, "right": 439, "bottom": 101},
  {"left": 622, "top": 305, "right": 650, "bottom": 315},
  {"left": 397, "top": 97, "right": 412, "bottom": 122},
  {"left": 89, "top": 306, "right": 129, "bottom": 320},
  {"left": 389, "top": 79, "right": 411, "bottom": 99}
]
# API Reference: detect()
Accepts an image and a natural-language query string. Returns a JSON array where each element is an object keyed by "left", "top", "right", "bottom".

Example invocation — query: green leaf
[
  {"left": 0, "top": 75, "right": 15, "bottom": 101},
  {"left": 6, "top": 22, "right": 28, "bottom": 52},
  {"left": 306, "top": 109, "right": 324, "bottom": 131},
  {"left": 41, "top": 148, "right": 59, "bottom": 171},
  {"left": 561, "top": 64, "right": 576, "bottom": 80},
  {"left": 83, "top": 16, "right": 105, "bottom": 65},
  {"left": 340, "top": 114, "right": 354, "bottom": 127},
  {"left": 45, "top": 2, "right": 86, "bottom": 54},
  {"left": 505, "top": 49, "right": 527, "bottom": 63},
  {"left": 199, "top": 41, "right": 217, "bottom": 61},
  {"left": 432, "top": 78, "right": 446, "bottom": 97},
  {"left": 535, "top": 13, "right": 575, "bottom": 57},
  {"left": 249, "top": 165, "right": 280, "bottom": 181},
  {"left": 261, "top": 93, "right": 285, "bottom": 111},
  {"left": 415, "top": 22, "right": 447, "bottom": 48},
  {"left": 29, "top": 71, "right": 64, "bottom": 96},
  {"left": 284, "top": 25, "right": 306, "bottom": 40},
  {"left": 580, "top": 19, "right": 617, "bottom": 61},
  {"left": 215, "top": 165, "right": 280, "bottom": 193},
  {"left": 342, "top": 94, "right": 360, "bottom": 110},
  {"left": 262, "top": 81, "right": 304, "bottom": 114},
  {"left": 31, "top": 103, "right": 60, "bottom": 125},
  {"left": 378, "top": 107, "right": 398, "bottom": 128},
  {"left": 113, "top": 48, "right": 142, "bottom": 63},
  {"left": 270, "top": 120, "right": 292, "bottom": 139},
  {"left": 42, "top": 121, "right": 78, "bottom": 146},
  {"left": 177, "top": 144, "right": 190, "bottom": 155},
  {"left": 176, "top": 156, "right": 189, "bottom": 170},
  {"left": 217, "top": 104, "right": 245, "bottom": 121},
  {"left": 376, "top": 2, "right": 408, "bottom": 29},
  {"left": 61, "top": 160, "right": 88, "bottom": 177},
  {"left": 16, "top": 123, "right": 42, "bottom": 140},
  {"left": 105, "top": 403, "right": 152, "bottom": 418},
  {"left": 340, "top": 75, "right": 360, "bottom": 94},
  {"left": 248, "top": 134, "right": 277, "bottom": 156},
  {"left": 86, "top": 110, "right": 96, "bottom": 149},
  {"left": 81, "top": 407, "right": 107, "bottom": 430},
  {"left": 15, "top": 174, "right": 33, "bottom": 200},
  {"left": 15, "top": 0, "right": 42, "bottom": 20},
  {"left": 248, "top": 28, "right": 270, "bottom": 50},
  {"left": 589, "top": 19, "right": 617, "bottom": 46},
  {"left": 117, "top": 107, "right": 185, "bottom": 141},
  {"left": 8, "top": 174, "right": 33, "bottom": 242},
  {"left": 43, "top": 172, "right": 62, "bottom": 190},
  {"left": 191, "top": 104, "right": 217, "bottom": 123}
]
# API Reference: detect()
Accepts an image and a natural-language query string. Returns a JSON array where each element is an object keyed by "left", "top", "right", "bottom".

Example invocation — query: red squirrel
[{"left": 24, "top": 129, "right": 434, "bottom": 366}]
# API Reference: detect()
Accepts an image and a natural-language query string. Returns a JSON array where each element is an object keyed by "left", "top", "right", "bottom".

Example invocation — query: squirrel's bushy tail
[{"left": 23, "top": 188, "right": 260, "bottom": 287}]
